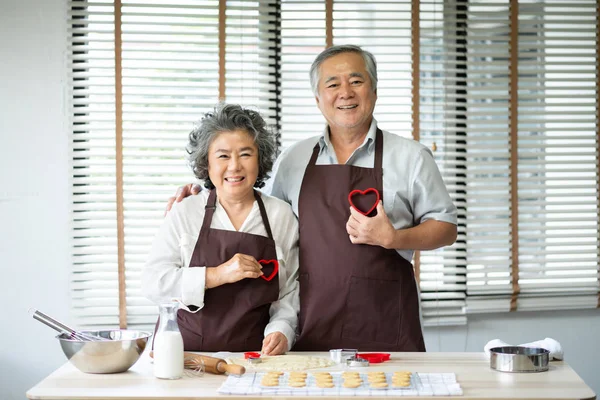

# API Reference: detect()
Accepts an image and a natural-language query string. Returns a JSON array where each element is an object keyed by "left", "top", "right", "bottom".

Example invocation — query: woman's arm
[{"left": 141, "top": 201, "right": 207, "bottom": 311}]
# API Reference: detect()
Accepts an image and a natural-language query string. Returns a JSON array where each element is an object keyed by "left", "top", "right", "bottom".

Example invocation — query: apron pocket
[
  {"left": 341, "top": 276, "right": 400, "bottom": 345},
  {"left": 177, "top": 312, "right": 204, "bottom": 351}
]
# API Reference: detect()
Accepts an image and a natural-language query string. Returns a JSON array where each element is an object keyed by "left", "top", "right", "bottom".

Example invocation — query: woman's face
[{"left": 207, "top": 129, "right": 259, "bottom": 201}]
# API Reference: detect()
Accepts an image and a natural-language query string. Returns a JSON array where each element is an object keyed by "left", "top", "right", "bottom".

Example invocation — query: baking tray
[{"left": 490, "top": 346, "right": 549, "bottom": 373}]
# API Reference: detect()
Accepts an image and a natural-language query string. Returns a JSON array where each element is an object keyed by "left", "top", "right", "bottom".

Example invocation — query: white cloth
[
  {"left": 142, "top": 190, "right": 300, "bottom": 351},
  {"left": 484, "top": 338, "right": 563, "bottom": 360},
  {"left": 265, "top": 118, "right": 458, "bottom": 262}
]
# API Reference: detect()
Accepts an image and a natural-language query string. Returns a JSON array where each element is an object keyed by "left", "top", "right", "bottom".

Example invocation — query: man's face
[{"left": 315, "top": 52, "right": 377, "bottom": 135}]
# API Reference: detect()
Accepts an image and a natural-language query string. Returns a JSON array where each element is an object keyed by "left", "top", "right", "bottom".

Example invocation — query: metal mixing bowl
[{"left": 57, "top": 330, "right": 152, "bottom": 374}]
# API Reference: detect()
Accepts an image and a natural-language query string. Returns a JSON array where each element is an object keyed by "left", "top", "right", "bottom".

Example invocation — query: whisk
[
  {"left": 29, "top": 308, "right": 109, "bottom": 341},
  {"left": 183, "top": 354, "right": 205, "bottom": 377}
]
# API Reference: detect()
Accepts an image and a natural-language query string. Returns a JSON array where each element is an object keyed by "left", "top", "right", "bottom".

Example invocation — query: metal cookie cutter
[
  {"left": 346, "top": 355, "right": 370, "bottom": 368},
  {"left": 330, "top": 348, "right": 358, "bottom": 363},
  {"left": 244, "top": 351, "right": 262, "bottom": 364}
]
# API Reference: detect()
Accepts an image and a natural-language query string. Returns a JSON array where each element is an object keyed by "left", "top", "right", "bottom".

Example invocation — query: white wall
[
  {"left": 424, "top": 311, "right": 600, "bottom": 391},
  {"left": 0, "top": 1, "right": 598, "bottom": 399},
  {"left": 1, "top": 0, "right": 71, "bottom": 399}
]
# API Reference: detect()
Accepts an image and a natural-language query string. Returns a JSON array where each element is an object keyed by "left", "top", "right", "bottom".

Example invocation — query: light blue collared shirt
[{"left": 264, "top": 118, "right": 457, "bottom": 262}]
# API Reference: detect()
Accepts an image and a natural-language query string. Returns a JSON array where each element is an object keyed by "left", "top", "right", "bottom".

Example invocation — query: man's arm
[
  {"left": 346, "top": 202, "right": 457, "bottom": 250},
  {"left": 387, "top": 219, "right": 457, "bottom": 250},
  {"left": 347, "top": 143, "right": 457, "bottom": 250}
]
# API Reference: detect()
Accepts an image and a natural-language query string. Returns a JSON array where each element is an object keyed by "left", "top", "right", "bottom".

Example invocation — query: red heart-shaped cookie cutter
[
  {"left": 258, "top": 259, "right": 279, "bottom": 282},
  {"left": 348, "top": 188, "right": 380, "bottom": 216},
  {"left": 357, "top": 353, "right": 391, "bottom": 363}
]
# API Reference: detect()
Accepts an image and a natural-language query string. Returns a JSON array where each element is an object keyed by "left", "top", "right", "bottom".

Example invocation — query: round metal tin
[
  {"left": 329, "top": 348, "right": 358, "bottom": 363},
  {"left": 346, "top": 356, "right": 369, "bottom": 367},
  {"left": 490, "top": 346, "right": 549, "bottom": 373}
]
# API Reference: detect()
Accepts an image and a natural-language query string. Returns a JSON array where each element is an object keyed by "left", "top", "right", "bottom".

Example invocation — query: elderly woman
[{"left": 142, "top": 104, "right": 299, "bottom": 355}]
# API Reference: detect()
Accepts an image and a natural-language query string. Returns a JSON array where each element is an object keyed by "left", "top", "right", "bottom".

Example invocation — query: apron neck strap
[
  {"left": 201, "top": 188, "right": 218, "bottom": 233},
  {"left": 254, "top": 190, "right": 274, "bottom": 240},
  {"left": 201, "top": 189, "right": 274, "bottom": 240},
  {"left": 374, "top": 128, "right": 383, "bottom": 170},
  {"left": 308, "top": 141, "right": 320, "bottom": 166}
]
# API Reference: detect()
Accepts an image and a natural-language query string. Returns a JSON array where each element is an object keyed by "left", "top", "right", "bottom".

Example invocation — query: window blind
[
  {"left": 69, "top": 0, "right": 599, "bottom": 330},
  {"left": 225, "top": 1, "right": 280, "bottom": 126},
  {"left": 69, "top": 0, "right": 279, "bottom": 328},
  {"left": 418, "top": 0, "right": 468, "bottom": 326},
  {"left": 280, "top": 0, "right": 326, "bottom": 149},
  {"left": 459, "top": 0, "right": 515, "bottom": 311},
  {"left": 333, "top": 1, "right": 413, "bottom": 137},
  {"left": 280, "top": 0, "right": 416, "bottom": 144},
  {"left": 462, "top": 0, "right": 600, "bottom": 313},
  {"left": 70, "top": 0, "right": 121, "bottom": 327},
  {"left": 512, "top": 0, "right": 598, "bottom": 310},
  {"left": 119, "top": 0, "right": 223, "bottom": 327}
]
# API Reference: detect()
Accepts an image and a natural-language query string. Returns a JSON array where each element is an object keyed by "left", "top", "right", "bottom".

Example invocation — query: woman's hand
[
  {"left": 261, "top": 332, "right": 288, "bottom": 355},
  {"left": 205, "top": 253, "right": 263, "bottom": 288}
]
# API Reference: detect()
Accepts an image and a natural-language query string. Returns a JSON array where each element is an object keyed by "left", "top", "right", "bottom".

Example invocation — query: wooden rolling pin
[{"left": 149, "top": 351, "right": 245, "bottom": 376}]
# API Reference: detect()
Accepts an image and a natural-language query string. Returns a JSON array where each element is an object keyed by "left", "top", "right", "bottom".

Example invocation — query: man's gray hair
[
  {"left": 186, "top": 103, "right": 279, "bottom": 189},
  {"left": 309, "top": 44, "right": 378, "bottom": 96}
]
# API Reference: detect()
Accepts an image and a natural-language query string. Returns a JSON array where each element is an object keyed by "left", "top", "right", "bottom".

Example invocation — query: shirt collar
[{"left": 318, "top": 118, "right": 379, "bottom": 156}]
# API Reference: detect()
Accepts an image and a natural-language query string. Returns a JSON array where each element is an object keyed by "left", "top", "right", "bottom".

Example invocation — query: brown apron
[
  {"left": 156, "top": 189, "right": 279, "bottom": 352},
  {"left": 294, "top": 128, "right": 425, "bottom": 352}
]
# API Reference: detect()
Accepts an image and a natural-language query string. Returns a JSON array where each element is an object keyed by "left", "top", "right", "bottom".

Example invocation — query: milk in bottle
[{"left": 153, "top": 302, "right": 184, "bottom": 379}]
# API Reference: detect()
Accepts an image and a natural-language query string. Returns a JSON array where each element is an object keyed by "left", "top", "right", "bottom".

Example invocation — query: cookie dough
[{"left": 234, "top": 355, "right": 335, "bottom": 372}]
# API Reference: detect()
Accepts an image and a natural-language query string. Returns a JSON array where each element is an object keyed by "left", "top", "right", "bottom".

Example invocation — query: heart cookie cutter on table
[
  {"left": 244, "top": 351, "right": 262, "bottom": 364},
  {"left": 357, "top": 353, "right": 391, "bottom": 364}
]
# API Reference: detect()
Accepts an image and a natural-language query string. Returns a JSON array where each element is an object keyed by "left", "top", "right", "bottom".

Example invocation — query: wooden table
[{"left": 27, "top": 352, "right": 596, "bottom": 400}]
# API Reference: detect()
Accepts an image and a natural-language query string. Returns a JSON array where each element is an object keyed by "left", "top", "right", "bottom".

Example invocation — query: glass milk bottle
[{"left": 153, "top": 302, "right": 184, "bottom": 379}]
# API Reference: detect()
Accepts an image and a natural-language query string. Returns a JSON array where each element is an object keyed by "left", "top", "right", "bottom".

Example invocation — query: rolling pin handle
[{"left": 220, "top": 361, "right": 245, "bottom": 376}]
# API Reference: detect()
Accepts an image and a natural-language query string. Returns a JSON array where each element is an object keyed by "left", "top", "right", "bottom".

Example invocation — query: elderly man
[{"left": 169, "top": 45, "right": 457, "bottom": 352}]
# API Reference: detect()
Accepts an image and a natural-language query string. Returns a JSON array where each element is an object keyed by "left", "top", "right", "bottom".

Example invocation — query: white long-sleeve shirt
[{"left": 142, "top": 190, "right": 300, "bottom": 350}]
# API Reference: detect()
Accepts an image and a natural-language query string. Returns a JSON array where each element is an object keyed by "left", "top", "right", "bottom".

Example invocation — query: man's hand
[
  {"left": 261, "top": 332, "right": 288, "bottom": 356},
  {"left": 165, "top": 183, "right": 202, "bottom": 215},
  {"left": 205, "top": 253, "right": 263, "bottom": 288},
  {"left": 346, "top": 201, "right": 395, "bottom": 248}
]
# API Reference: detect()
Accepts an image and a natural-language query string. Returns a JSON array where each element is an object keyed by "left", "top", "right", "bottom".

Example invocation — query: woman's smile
[{"left": 224, "top": 176, "right": 245, "bottom": 183}]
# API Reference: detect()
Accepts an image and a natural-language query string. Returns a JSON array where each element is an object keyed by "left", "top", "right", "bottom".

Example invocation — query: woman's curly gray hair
[{"left": 186, "top": 104, "right": 279, "bottom": 189}]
